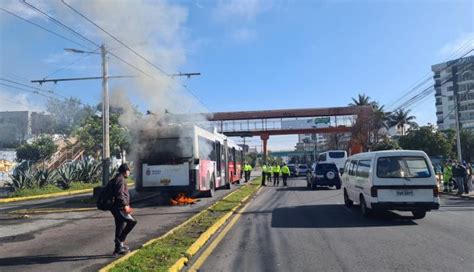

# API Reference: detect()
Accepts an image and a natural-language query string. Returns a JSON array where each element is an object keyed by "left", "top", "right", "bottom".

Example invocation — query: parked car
[
  {"left": 296, "top": 164, "right": 309, "bottom": 176},
  {"left": 341, "top": 150, "right": 440, "bottom": 219},
  {"left": 287, "top": 164, "right": 297, "bottom": 177},
  {"left": 307, "top": 162, "right": 341, "bottom": 190}
]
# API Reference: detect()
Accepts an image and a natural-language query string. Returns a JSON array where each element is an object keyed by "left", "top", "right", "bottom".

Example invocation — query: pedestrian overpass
[{"left": 207, "top": 106, "right": 373, "bottom": 160}]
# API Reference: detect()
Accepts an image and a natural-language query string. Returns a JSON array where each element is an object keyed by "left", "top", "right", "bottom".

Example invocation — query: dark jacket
[
  {"left": 452, "top": 164, "right": 467, "bottom": 178},
  {"left": 111, "top": 174, "right": 130, "bottom": 208}
]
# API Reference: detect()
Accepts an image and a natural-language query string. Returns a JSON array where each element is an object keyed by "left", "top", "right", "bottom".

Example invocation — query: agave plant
[
  {"left": 76, "top": 160, "right": 102, "bottom": 183},
  {"left": 57, "top": 163, "right": 78, "bottom": 189},
  {"left": 7, "top": 168, "right": 36, "bottom": 191},
  {"left": 35, "top": 168, "right": 59, "bottom": 187}
]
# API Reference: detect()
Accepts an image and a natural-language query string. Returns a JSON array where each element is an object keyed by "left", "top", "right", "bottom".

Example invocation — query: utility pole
[
  {"left": 453, "top": 65, "right": 463, "bottom": 162},
  {"left": 101, "top": 44, "right": 110, "bottom": 186}
]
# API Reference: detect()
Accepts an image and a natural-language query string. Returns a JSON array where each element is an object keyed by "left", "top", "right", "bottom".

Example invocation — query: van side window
[
  {"left": 356, "top": 160, "right": 371, "bottom": 178},
  {"left": 349, "top": 160, "right": 358, "bottom": 176}
]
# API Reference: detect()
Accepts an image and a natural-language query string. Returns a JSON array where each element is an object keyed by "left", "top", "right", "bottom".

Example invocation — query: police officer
[
  {"left": 266, "top": 164, "right": 273, "bottom": 185},
  {"left": 281, "top": 163, "right": 290, "bottom": 187},
  {"left": 443, "top": 160, "right": 453, "bottom": 193},
  {"left": 244, "top": 162, "right": 253, "bottom": 183},
  {"left": 273, "top": 163, "right": 281, "bottom": 186},
  {"left": 261, "top": 163, "right": 267, "bottom": 186}
]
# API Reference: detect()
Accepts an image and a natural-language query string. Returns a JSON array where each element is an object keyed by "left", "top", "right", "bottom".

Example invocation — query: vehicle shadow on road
[
  {"left": 0, "top": 254, "right": 114, "bottom": 266},
  {"left": 275, "top": 186, "right": 336, "bottom": 192},
  {"left": 271, "top": 204, "right": 417, "bottom": 228}
]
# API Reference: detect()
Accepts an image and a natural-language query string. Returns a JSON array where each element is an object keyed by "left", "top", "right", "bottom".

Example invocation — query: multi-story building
[
  {"left": 0, "top": 111, "right": 52, "bottom": 147},
  {"left": 433, "top": 56, "right": 474, "bottom": 130},
  {"left": 295, "top": 133, "right": 328, "bottom": 152}
]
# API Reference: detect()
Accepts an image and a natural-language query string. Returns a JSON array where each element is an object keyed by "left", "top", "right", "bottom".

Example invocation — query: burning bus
[{"left": 135, "top": 125, "right": 243, "bottom": 197}]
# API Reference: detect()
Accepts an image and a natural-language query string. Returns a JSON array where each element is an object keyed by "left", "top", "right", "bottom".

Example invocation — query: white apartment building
[{"left": 433, "top": 56, "right": 474, "bottom": 130}]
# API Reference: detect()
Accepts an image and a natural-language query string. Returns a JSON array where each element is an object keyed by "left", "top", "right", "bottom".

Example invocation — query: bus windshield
[
  {"left": 143, "top": 137, "right": 193, "bottom": 163},
  {"left": 329, "top": 151, "right": 346, "bottom": 158}
]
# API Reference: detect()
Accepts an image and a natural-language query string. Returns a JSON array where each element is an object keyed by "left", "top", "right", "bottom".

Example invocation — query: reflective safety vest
[
  {"left": 273, "top": 165, "right": 281, "bottom": 174},
  {"left": 244, "top": 164, "right": 253, "bottom": 172},
  {"left": 266, "top": 166, "right": 273, "bottom": 173},
  {"left": 281, "top": 165, "right": 290, "bottom": 175},
  {"left": 444, "top": 165, "right": 452, "bottom": 182},
  {"left": 262, "top": 165, "right": 267, "bottom": 172}
]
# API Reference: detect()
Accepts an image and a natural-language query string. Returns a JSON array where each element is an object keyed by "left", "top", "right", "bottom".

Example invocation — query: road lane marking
[{"left": 188, "top": 195, "right": 255, "bottom": 272}]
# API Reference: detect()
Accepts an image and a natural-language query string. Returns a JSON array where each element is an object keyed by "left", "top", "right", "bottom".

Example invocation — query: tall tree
[
  {"left": 399, "top": 126, "right": 453, "bottom": 157},
  {"left": 349, "top": 93, "right": 373, "bottom": 106},
  {"left": 74, "top": 113, "right": 130, "bottom": 159},
  {"left": 387, "top": 109, "right": 418, "bottom": 135},
  {"left": 46, "top": 98, "right": 95, "bottom": 135}
]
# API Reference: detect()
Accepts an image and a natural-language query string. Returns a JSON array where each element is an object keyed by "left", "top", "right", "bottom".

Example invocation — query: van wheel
[
  {"left": 344, "top": 189, "right": 353, "bottom": 207},
  {"left": 360, "top": 196, "right": 371, "bottom": 217},
  {"left": 412, "top": 210, "right": 426, "bottom": 219}
]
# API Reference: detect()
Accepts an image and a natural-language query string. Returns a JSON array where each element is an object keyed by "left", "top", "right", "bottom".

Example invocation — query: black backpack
[{"left": 96, "top": 179, "right": 115, "bottom": 211}]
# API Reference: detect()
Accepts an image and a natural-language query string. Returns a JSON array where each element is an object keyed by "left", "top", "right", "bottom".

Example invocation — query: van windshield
[
  {"left": 329, "top": 151, "right": 345, "bottom": 158},
  {"left": 377, "top": 156, "right": 431, "bottom": 178}
]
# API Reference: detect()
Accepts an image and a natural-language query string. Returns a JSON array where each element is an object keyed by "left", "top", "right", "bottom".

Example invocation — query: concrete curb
[
  {"left": 99, "top": 180, "right": 260, "bottom": 272},
  {"left": 0, "top": 188, "right": 93, "bottom": 204},
  {"left": 0, "top": 182, "right": 134, "bottom": 204},
  {"left": 169, "top": 186, "right": 260, "bottom": 272}
]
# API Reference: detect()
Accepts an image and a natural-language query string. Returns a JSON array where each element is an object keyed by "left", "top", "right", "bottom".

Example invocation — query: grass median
[{"left": 110, "top": 177, "right": 262, "bottom": 272}]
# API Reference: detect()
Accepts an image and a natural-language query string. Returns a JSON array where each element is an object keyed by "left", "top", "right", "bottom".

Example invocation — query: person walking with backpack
[{"left": 110, "top": 164, "right": 137, "bottom": 255}]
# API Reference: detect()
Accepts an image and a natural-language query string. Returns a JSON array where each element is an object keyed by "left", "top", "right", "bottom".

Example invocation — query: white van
[
  {"left": 342, "top": 150, "right": 440, "bottom": 219},
  {"left": 318, "top": 150, "right": 347, "bottom": 173}
]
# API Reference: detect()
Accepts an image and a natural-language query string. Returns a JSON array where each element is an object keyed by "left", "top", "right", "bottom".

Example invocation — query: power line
[
  {"left": 0, "top": 8, "right": 89, "bottom": 49},
  {"left": 0, "top": 82, "right": 59, "bottom": 100},
  {"left": 385, "top": 37, "right": 474, "bottom": 110},
  {"left": 21, "top": 0, "right": 96, "bottom": 48},
  {"left": 61, "top": 0, "right": 170, "bottom": 77},
  {"left": 60, "top": 0, "right": 211, "bottom": 111},
  {"left": 0, "top": 77, "right": 68, "bottom": 99},
  {"left": 389, "top": 49, "right": 474, "bottom": 114},
  {"left": 21, "top": 0, "right": 155, "bottom": 79},
  {"left": 42, "top": 46, "right": 101, "bottom": 79}
]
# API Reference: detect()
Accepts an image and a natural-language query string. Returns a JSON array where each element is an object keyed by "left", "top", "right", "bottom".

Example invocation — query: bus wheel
[{"left": 223, "top": 181, "right": 231, "bottom": 190}]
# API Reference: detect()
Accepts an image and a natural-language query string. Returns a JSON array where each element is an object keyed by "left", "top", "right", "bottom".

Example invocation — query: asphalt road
[
  {"left": 0, "top": 180, "right": 245, "bottom": 272},
  {"left": 196, "top": 177, "right": 474, "bottom": 272}
]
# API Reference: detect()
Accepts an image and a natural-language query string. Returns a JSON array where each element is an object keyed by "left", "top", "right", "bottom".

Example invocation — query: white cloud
[
  {"left": 439, "top": 32, "right": 474, "bottom": 58},
  {"left": 0, "top": 89, "right": 45, "bottom": 112},
  {"left": 0, "top": 0, "right": 51, "bottom": 20},
  {"left": 213, "top": 0, "right": 271, "bottom": 44},
  {"left": 214, "top": 0, "right": 269, "bottom": 22},
  {"left": 231, "top": 28, "right": 257, "bottom": 43}
]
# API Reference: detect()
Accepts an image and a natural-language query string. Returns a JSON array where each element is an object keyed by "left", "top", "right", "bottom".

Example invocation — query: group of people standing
[
  {"left": 442, "top": 160, "right": 472, "bottom": 196},
  {"left": 261, "top": 163, "right": 291, "bottom": 187}
]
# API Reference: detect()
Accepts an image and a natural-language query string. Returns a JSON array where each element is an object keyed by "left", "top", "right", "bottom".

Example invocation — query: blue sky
[{"left": 0, "top": 0, "right": 473, "bottom": 150}]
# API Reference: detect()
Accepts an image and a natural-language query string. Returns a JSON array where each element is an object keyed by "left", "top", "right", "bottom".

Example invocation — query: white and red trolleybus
[{"left": 136, "top": 125, "right": 243, "bottom": 197}]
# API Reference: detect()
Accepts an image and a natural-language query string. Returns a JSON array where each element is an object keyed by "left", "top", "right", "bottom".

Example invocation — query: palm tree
[
  {"left": 387, "top": 109, "right": 418, "bottom": 136},
  {"left": 349, "top": 93, "right": 372, "bottom": 106}
]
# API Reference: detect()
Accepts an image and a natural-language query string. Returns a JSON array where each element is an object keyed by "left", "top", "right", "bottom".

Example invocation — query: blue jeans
[{"left": 454, "top": 177, "right": 465, "bottom": 195}]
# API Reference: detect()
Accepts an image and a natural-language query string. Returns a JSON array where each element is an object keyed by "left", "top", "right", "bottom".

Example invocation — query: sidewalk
[{"left": 440, "top": 190, "right": 474, "bottom": 200}]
